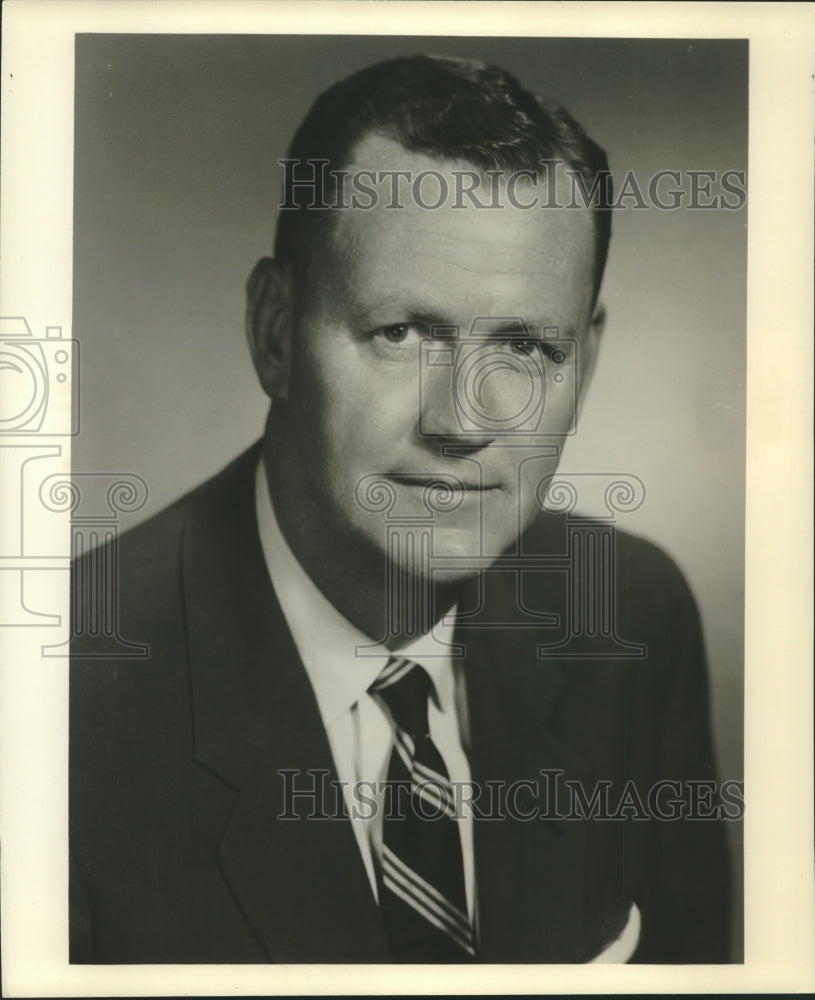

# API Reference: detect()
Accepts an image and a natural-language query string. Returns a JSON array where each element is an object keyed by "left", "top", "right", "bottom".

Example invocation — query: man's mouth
[{"left": 386, "top": 473, "right": 500, "bottom": 491}]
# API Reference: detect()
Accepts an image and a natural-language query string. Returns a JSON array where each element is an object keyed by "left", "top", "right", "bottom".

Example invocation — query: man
[{"left": 70, "top": 55, "right": 732, "bottom": 964}]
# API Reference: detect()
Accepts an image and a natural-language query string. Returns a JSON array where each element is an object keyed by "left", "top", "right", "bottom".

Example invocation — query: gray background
[{"left": 73, "top": 34, "right": 746, "bottom": 954}]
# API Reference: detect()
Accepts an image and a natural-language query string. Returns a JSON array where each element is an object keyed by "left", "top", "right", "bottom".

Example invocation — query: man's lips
[{"left": 386, "top": 473, "right": 500, "bottom": 491}]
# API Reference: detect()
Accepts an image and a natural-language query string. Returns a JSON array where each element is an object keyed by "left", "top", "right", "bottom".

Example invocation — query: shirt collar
[{"left": 254, "top": 459, "right": 457, "bottom": 725}]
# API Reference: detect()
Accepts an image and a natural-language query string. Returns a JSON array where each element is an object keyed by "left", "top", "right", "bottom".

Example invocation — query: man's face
[{"left": 266, "top": 134, "right": 601, "bottom": 589}]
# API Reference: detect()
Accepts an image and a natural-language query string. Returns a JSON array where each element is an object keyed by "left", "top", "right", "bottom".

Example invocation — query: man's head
[
  {"left": 274, "top": 54, "right": 612, "bottom": 304},
  {"left": 247, "top": 55, "right": 613, "bottom": 638}
]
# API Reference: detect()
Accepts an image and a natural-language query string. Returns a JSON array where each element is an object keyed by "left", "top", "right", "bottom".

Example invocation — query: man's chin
[
  {"left": 352, "top": 514, "right": 517, "bottom": 591},
  {"left": 401, "top": 525, "right": 507, "bottom": 585}
]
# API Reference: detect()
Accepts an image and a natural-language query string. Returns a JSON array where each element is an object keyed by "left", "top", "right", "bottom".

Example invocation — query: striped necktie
[{"left": 369, "top": 656, "right": 476, "bottom": 962}]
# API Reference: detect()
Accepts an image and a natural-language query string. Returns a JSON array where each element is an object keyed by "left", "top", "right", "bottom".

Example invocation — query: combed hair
[{"left": 274, "top": 54, "right": 613, "bottom": 300}]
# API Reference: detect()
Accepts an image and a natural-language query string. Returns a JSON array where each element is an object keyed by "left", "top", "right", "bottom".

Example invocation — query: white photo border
[{"left": 1, "top": 1, "right": 813, "bottom": 995}]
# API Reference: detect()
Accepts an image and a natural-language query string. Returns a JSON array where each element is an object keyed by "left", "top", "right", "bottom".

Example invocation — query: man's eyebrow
[
  {"left": 406, "top": 307, "right": 453, "bottom": 330},
  {"left": 492, "top": 319, "right": 535, "bottom": 336},
  {"left": 354, "top": 303, "right": 454, "bottom": 329},
  {"left": 489, "top": 320, "right": 572, "bottom": 338}
]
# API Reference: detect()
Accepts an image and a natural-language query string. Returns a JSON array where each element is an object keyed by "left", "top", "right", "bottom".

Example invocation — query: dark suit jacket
[{"left": 70, "top": 444, "right": 733, "bottom": 963}]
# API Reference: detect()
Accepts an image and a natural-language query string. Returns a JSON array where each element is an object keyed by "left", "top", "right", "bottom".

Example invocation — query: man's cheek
[{"left": 515, "top": 454, "right": 562, "bottom": 522}]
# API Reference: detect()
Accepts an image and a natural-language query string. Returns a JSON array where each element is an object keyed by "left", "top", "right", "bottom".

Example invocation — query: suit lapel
[
  {"left": 458, "top": 570, "right": 594, "bottom": 962},
  {"left": 182, "top": 447, "right": 391, "bottom": 962}
]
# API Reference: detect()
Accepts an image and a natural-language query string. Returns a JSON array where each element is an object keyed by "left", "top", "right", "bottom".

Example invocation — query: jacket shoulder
[
  {"left": 109, "top": 443, "right": 261, "bottom": 573},
  {"left": 70, "top": 443, "right": 261, "bottom": 600},
  {"left": 524, "top": 510, "right": 700, "bottom": 618},
  {"left": 70, "top": 443, "right": 261, "bottom": 703}
]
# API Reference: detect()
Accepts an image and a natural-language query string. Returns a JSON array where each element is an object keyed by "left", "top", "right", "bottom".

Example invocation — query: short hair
[{"left": 274, "top": 54, "right": 613, "bottom": 302}]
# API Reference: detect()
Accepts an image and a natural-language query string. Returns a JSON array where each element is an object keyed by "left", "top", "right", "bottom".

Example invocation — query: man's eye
[
  {"left": 505, "top": 338, "right": 565, "bottom": 362},
  {"left": 509, "top": 338, "right": 548, "bottom": 357},
  {"left": 380, "top": 324, "right": 410, "bottom": 343},
  {"left": 370, "top": 323, "right": 425, "bottom": 345}
]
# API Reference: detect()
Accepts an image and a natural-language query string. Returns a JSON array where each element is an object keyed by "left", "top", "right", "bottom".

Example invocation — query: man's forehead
[
  {"left": 333, "top": 133, "right": 595, "bottom": 269},
  {"left": 315, "top": 134, "right": 596, "bottom": 322}
]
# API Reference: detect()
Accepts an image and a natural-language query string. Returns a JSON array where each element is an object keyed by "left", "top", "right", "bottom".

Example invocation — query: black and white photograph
[
  {"left": 1, "top": 2, "right": 813, "bottom": 995},
  {"left": 69, "top": 31, "right": 748, "bottom": 966}
]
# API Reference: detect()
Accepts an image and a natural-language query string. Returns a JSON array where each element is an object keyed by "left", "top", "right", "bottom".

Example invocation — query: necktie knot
[{"left": 369, "top": 656, "right": 433, "bottom": 739}]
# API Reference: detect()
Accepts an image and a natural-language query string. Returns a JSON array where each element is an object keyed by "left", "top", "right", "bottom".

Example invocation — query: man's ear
[
  {"left": 246, "top": 257, "right": 294, "bottom": 402},
  {"left": 576, "top": 300, "right": 606, "bottom": 403}
]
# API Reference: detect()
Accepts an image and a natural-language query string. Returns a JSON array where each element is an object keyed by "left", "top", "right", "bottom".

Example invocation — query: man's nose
[{"left": 418, "top": 352, "right": 496, "bottom": 451}]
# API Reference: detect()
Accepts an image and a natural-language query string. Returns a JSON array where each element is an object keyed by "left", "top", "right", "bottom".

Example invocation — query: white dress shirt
[{"left": 254, "top": 460, "right": 476, "bottom": 923}]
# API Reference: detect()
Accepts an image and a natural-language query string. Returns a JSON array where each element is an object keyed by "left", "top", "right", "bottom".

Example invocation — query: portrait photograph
[{"left": 0, "top": 2, "right": 812, "bottom": 996}]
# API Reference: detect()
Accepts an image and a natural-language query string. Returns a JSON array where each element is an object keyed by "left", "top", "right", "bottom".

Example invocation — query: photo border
[{"left": 1, "top": 1, "right": 813, "bottom": 995}]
